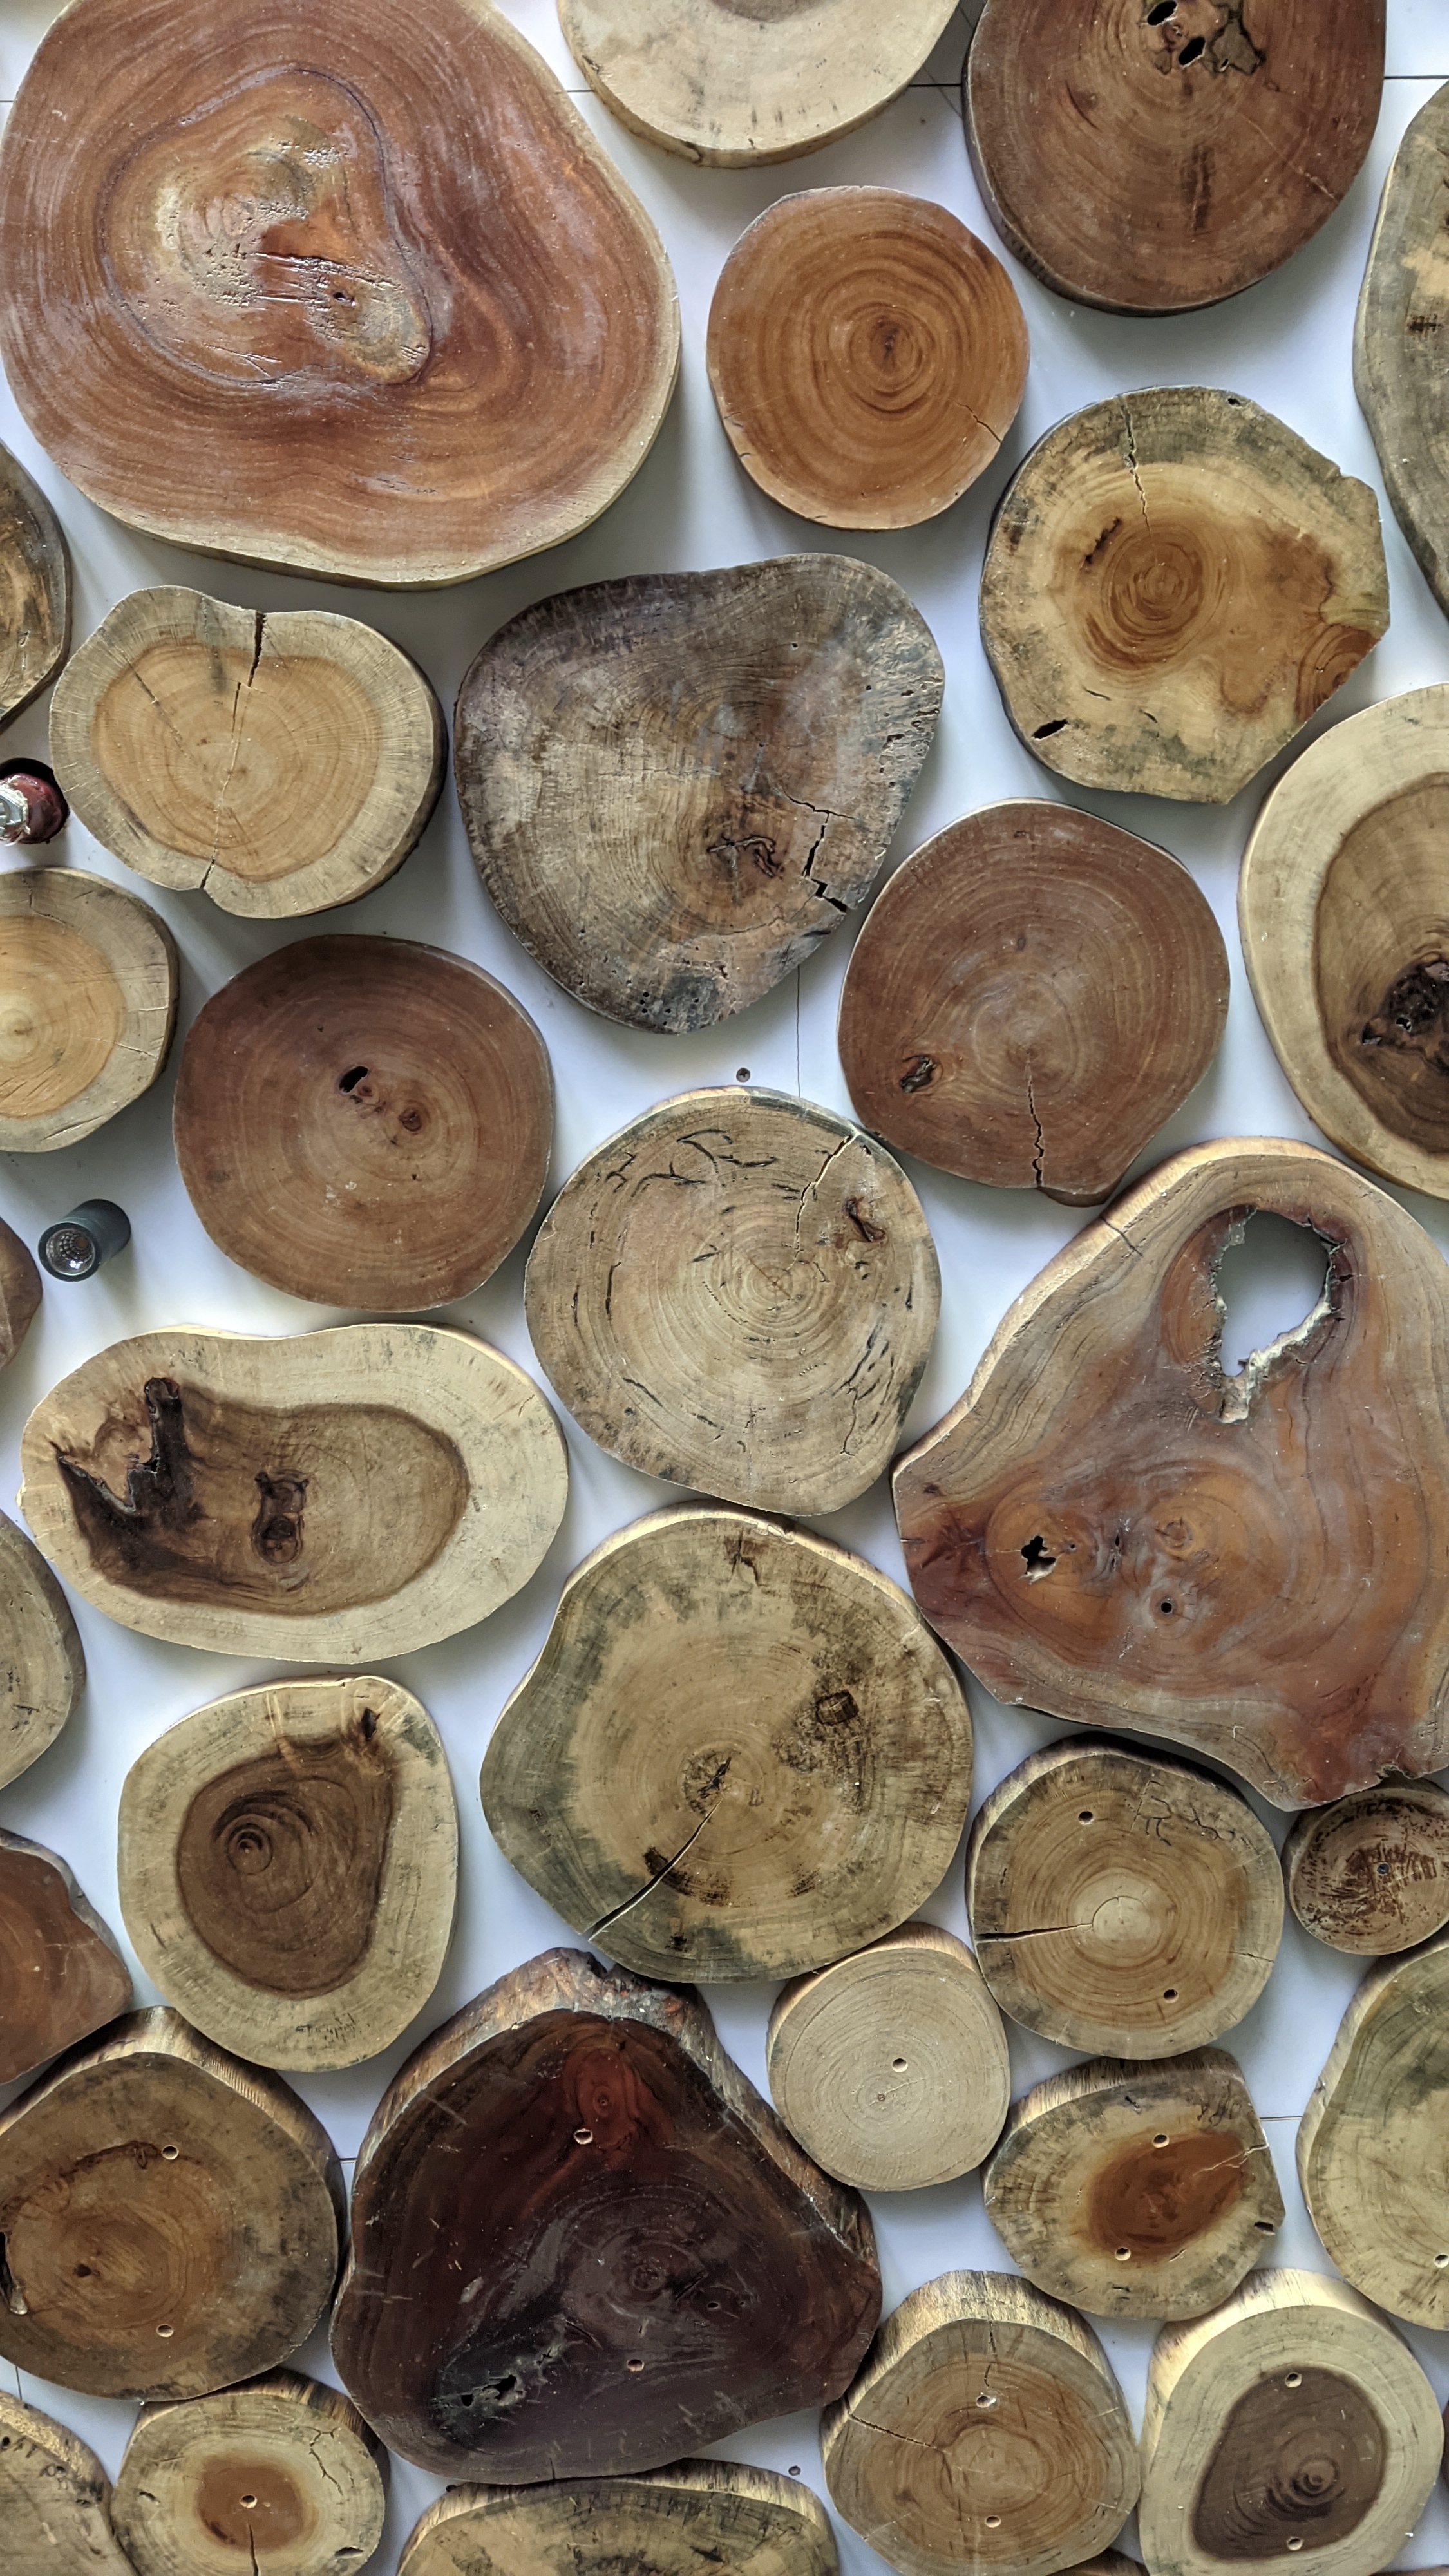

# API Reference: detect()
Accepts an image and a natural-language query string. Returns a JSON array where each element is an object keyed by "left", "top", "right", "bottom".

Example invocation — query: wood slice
[
  {"left": 706, "top": 191, "right": 1028, "bottom": 531},
  {"left": 400, "top": 2461, "right": 838, "bottom": 2576},
  {"left": 454, "top": 555, "right": 943, "bottom": 1036},
  {"left": 1283, "top": 1781, "right": 1449, "bottom": 1955},
  {"left": 0, "top": 440, "right": 69, "bottom": 732},
  {"left": 49, "top": 587, "right": 444, "bottom": 917},
  {"left": 112, "top": 2369, "right": 386, "bottom": 2576},
  {"left": 174, "top": 936, "right": 552, "bottom": 1310},
  {"left": 1355, "top": 83, "right": 1449, "bottom": 619},
  {"left": 0, "top": 1828, "right": 131, "bottom": 2085},
  {"left": 0, "top": 2006, "right": 341, "bottom": 2398},
  {"left": 983, "top": 2049, "right": 1283, "bottom": 2322},
  {"left": 838, "top": 802, "right": 1229, "bottom": 1203},
  {"left": 0, "top": 2385, "right": 133, "bottom": 2575},
  {"left": 965, "top": 0, "right": 1383, "bottom": 317},
  {"left": 118, "top": 1674, "right": 457, "bottom": 2071},
  {"left": 0, "top": 1213, "right": 41, "bottom": 1370},
  {"left": 1298, "top": 1929, "right": 1449, "bottom": 2329},
  {"left": 0, "top": 865, "right": 177, "bottom": 1151},
  {"left": 19, "top": 1321, "right": 566, "bottom": 1663},
  {"left": 0, "top": 1506, "right": 85, "bottom": 1793},
  {"left": 979, "top": 390, "right": 1388, "bottom": 804},
  {"left": 330, "top": 1946, "right": 880, "bottom": 2480},
  {"left": 525, "top": 1089, "right": 937, "bottom": 1515},
  {"left": 822, "top": 2269, "right": 1139, "bottom": 2576},
  {"left": 895, "top": 1138, "right": 1449, "bottom": 1808},
  {"left": 1138, "top": 2268, "right": 1443, "bottom": 2576}
]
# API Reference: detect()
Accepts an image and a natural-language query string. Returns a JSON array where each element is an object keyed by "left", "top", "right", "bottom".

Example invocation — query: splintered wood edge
[
  {"left": 1354, "top": 82, "right": 1449, "bottom": 618},
  {"left": 0, "top": 866, "right": 178, "bottom": 1151},
  {"left": 0, "top": 1506, "right": 86, "bottom": 1793},
  {"left": 400, "top": 2459, "right": 838, "bottom": 2575}
]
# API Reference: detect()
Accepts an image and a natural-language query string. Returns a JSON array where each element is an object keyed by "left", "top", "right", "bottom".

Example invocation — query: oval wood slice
[
  {"left": 0, "top": 2385, "right": 133, "bottom": 2575},
  {"left": 1356, "top": 83, "right": 1449, "bottom": 618},
  {"left": 895, "top": 1139, "right": 1449, "bottom": 1808},
  {"left": 455, "top": 556, "right": 942, "bottom": 1036},
  {"left": 0, "top": 1828, "right": 131, "bottom": 2085},
  {"left": 0, "top": 440, "right": 69, "bottom": 731},
  {"left": 822, "top": 2269, "right": 1139, "bottom": 2576},
  {"left": 174, "top": 937, "right": 552, "bottom": 1310},
  {"left": 0, "top": 866, "right": 176, "bottom": 1150},
  {"left": 0, "top": 1213, "right": 41, "bottom": 1369},
  {"left": 1139, "top": 2268, "right": 1442, "bottom": 2576},
  {"left": 0, "top": 1506, "right": 85, "bottom": 1793},
  {"left": 1283, "top": 1781, "right": 1449, "bottom": 1955},
  {"left": 1298, "top": 1929, "right": 1449, "bottom": 2329},
  {"left": 118, "top": 1674, "right": 457, "bottom": 2070},
  {"left": 19, "top": 1321, "right": 567, "bottom": 1662},
  {"left": 706, "top": 191, "right": 1027, "bottom": 530},
  {"left": 330, "top": 1947, "right": 880, "bottom": 2480},
  {"left": 839, "top": 801, "right": 1228, "bottom": 1202},
  {"left": 112, "top": 2369, "right": 386, "bottom": 2576},
  {"left": 0, "top": 0, "right": 677, "bottom": 587},
  {"left": 526, "top": 1089, "right": 937, "bottom": 1514},
  {"left": 979, "top": 390, "right": 1388, "bottom": 803},
  {"left": 400, "top": 2461, "right": 838, "bottom": 2576},
  {"left": 50, "top": 587, "right": 444, "bottom": 917},
  {"left": 983, "top": 2049, "right": 1282, "bottom": 2322},
  {"left": 0, "top": 2007, "right": 341, "bottom": 2398}
]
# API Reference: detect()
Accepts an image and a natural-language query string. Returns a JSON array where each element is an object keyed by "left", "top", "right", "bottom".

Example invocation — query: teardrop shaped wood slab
[
  {"left": 0, "top": 2386, "right": 133, "bottom": 2575},
  {"left": 330, "top": 1947, "right": 880, "bottom": 2481},
  {"left": 400, "top": 2461, "right": 838, "bottom": 2576},
  {"left": 0, "top": 0, "right": 678, "bottom": 586},
  {"left": 454, "top": 556, "right": 942, "bottom": 1035},
  {"left": 980, "top": 390, "right": 1388, "bottom": 803},
  {"left": 482, "top": 1508, "right": 971, "bottom": 1984},
  {"left": 50, "top": 589, "right": 444, "bottom": 916},
  {"left": 0, "top": 865, "right": 176, "bottom": 1150},
  {"left": 0, "top": 1506, "right": 85, "bottom": 1793},
  {"left": 0, "top": 1828, "right": 131, "bottom": 2085},
  {"left": 0, "top": 1215, "right": 40, "bottom": 1370},
  {"left": 1283, "top": 1781, "right": 1449, "bottom": 1955},
  {"left": 1356, "top": 83, "right": 1449, "bottom": 619},
  {"left": 895, "top": 1139, "right": 1449, "bottom": 1808},
  {"left": 1298, "top": 1929, "right": 1449, "bottom": 2328},
  {"left": 119, "top": 1674, "right": 457, "bottom": 2070},
  {"left": 0, "top": 440, "right": 69, "bottom": 732},
  {"left": 112, "top": 2371, "right": 387, "bottom": 2576},
  {"left": 19, "top": 1322, "right": 567, "bottom": 1662}
]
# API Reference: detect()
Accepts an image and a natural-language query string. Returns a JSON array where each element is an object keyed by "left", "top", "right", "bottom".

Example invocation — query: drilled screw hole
[
  {"left": 338, "top": 1065, "right": 368, "bottom": 1092},
  {"left": 1255, "top": 2220, "right": 1276, "bottom": 2233},
  {"left": 1435, "top": 2253, "right": 1449, "bottom": 2268},
  {"left": 1115, "top": 2247, "right": 1132, "bottom": 2262},
  {"left": 156, "top": 2325, "right": 174, "bottom": 2339},
  {"left": 1377, "top": 1862, "right": 1390, "bottom": 1877},
  {"left": 1285, "top": 2372, "right": 1302, "bottom": 2389},
  {"left": 1153, "top": 2133, "right": 1170, "bottom": 2148},
  {"left": 1287, "top": 2544, "right": 1303, "bottom": 2555},
  {"left": 736, "top": 1068, "right": 750, "bottom": 1082},
  {"left": 627, "top": 2358, "right": 644, "bottom": 2374},
  {"left": 1162, "top": 1987, "right": 1178, "bottom": 2000},
  {"left": 985, "top": 2517, "right": 1002, "bottom": 2530},
  {"left": 892, "top": 2056, "right": 908, "bottom": 2071},
  {"left": 976, "top": 2392, "right": 997, "bottom": 2409},
  {"left": 161, "top": 2145, "right": 179, "bottom": 2161},
  {"left": 573, "top": 2128, "right": 593, "bottom": 2145},
  {"left": 1078, "top": 1810, "right": 1094, "bottom": 1824},
  {"left": 240, "top": 2496, "right": 258, "bottom": 2510}
]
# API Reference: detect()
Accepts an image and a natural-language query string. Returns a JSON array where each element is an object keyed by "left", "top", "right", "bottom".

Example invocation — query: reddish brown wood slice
[{"left": 0, "top": 1828, "right": 132, "bottom": 2085}]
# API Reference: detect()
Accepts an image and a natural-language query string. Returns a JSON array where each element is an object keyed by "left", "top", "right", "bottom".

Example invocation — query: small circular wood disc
[
  {"left": 839, "top": 802, "right": 1228, "bottom": 1202},
  {"left": 0, "top": 2386, "right": 132, "bottom": 2576},
  {"left": 0, "top": 1828, "right": 132, "bottom": 2086},
  {"left": 113, "top": 2371, "right": 386, "bottom": 2576},
  {"left": 707, "top": 190, "right": 1028, "bottom": 530},
  {"left": 0, "top": 865, "right": 176, "bottom": 1150},
  {"left": 0, "top": 438, "right": 69, "bottom": 730},
  {"left": 1283, "top": 1781, "right": 1449, "bottom": 1955},
  {"left": 0, "top": 1506, "right": 84, "bottom": 1792},
  {"left": 400, "top": 2461, "right": 838, "bottom": 2576},
  {"left": 175, "top": 936, "right": 552, "bottom": 1311}
]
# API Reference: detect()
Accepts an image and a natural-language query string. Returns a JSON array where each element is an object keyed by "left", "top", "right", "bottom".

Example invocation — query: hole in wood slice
[
  {"left": 0, "top": 1828, "right": 132, "bottom": 2086},
  {"left": 0, "top": 866, "right": 176, "bottom": 1151},
  {"left": 0, "top": 0, "right": 677, "bottom": 585},
  {"left": 1283, "top": 1782, "right": 1449, "bottom": 1955},
  {"left": 399, "top": 2459, "right": 840, "bottom": 2576},
  {"left": 1298, "top": 1928, "right": 1449, "bottom": 2330},
  {"left": 112, "top": 2368, "right": 386, "bottom": 2576},
  {"left": 707, "top": 191, "right": 1028, "bottom": 529},
  {"left": 1354, "top": 83, "right": 1449, "bottom": 620},
  {"left": 837, "top": 800, "right": 1228, "bottom": 1202},
  {"left": 1212, "top": 1213, "right": 1332, "bottom": 1376},
  {"left": 0, "top": 2385, "right": 133, "bottom": 2575},
  {"left": 0, "top": 440, "right": 69, "bottom": 734},
  {"left": 173, "top": 936, "right": 552, "bottom": 1309},
  {"left": 0, "top": 1507, "right": 84, "bottom": 1794},
  {"left": 979, "top": 390, "right": 1388, "bottom": 804}
]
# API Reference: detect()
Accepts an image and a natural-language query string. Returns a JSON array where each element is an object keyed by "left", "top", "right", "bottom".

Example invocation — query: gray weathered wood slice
[
  {"left": 399, "top": 2461, "right": 838, "bottom": 2576},
  {"left": 0, "top": 2385, "right": 133, "bottom": 2574},
  {"left": 1298, "top": 1928, "right": 1449, "bottom": 2329},
  {"left": 1355, "top": 82, "right": 1449, "bottom": 618}
]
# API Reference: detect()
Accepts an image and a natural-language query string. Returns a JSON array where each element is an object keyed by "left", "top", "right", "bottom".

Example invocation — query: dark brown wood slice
[
  {"left": 0, "top": 1828, "right": 132, "bottom": 2085},
  {"left": 0, "top": 440, "right": 69, "bottom": 731},
  {"left": 1283, "top": 1782, "right": 1449, "bottom": 1955},
  {"left": 1356, "top": 82, "right": 1449, "bottom": 618},
  {"left": 400, "top": 2460, "right": 838, "bottom": 2576},
  {"left": 0, "top": 1506, "right": 85, "bottom": 1793},
  {"left": 0, "top": 2385, "right": 133, "bottom": 2575},
  {"left": 112, "top": 2370, "right": 388, "bottom": 2576}
]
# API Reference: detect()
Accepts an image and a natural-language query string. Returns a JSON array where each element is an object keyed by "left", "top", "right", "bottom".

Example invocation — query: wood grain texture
[
  {"left": 0, "top": 0, "right": 678, "bottom": 587},
  {"left": 454, "top": 556, "right": 942, "bottom": 1035},
  {"left": 0, "top": 1828, "right": 131, "bottom": 2085},
  {"left": 0, "top": 1214, "right": 41, "bottom": 1370},
  {"left": 112, "top": 2370, "right": 387, "bottom": 2576},
  {"left": 482, "top": 1508, "right": 971, "bottom": 1984},
  {"left": 526, "top": 1088, "right": 938, "bottom": 1514},
  {"left": 838, "top": 801, "right": 1228, "bottom": 1202},
  {"left": 330, "top": 1947, "right": 880, "bottom": 2481},
  {"left": 1355, "top": 82, "right": 1449, "bottom": 619},
  {"left": 174, "top": 936, "right": 552, "bottom": 1309},
  {"left": 0, "top": 865, "right": 176, "bottom": 1151},
  {"left": 979, "top": 390, "right": 1388, "bottom": 803},
  {"left": 50, "top": 587, "right": 444, "bottom": 916},
  {"left": 0, "top": 1506, "right": 85, "bottom": 1794},
  {"left": 0, "top": 2385, "right": 133, "bottom": 2575},
  {"left": 0, "top": 440, "right": 69, "bottom": 732},
  {"left": 400, "top": 2461, "right": 838, "bottom": 2576},
  {"left": 20, "top": 1321, "right": 566, "bottom": 1663},
  {"left": 1298, "top": 1929, "right": 1449, "bottom": 2329},
  {"left": 895, "top": 1139, "right": 1449, "bottom": 1808},
  {"left": 1283, "top": 1781, "right": 1449, "bottom": 1955}
]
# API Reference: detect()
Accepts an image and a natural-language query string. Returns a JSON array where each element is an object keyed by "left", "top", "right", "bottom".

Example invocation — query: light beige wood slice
[
  {"left": 0, "top": 865, "right": 176, "bottom": 1150},
  {"left": 19, "top": 1321, "right": 567, "bottom": 1663},
  {"left": 766, "top": 1926, "right": 1009, "bottom": 2190},
  {"left": 1283, "top": 1781, "right": 1449, "bottom": 1955},
  {"left": 1139, "top": 2268, "right": 1443, "bottom": 2576},
  {"left": 1298, "top": 1929, "right": 1449, "bottom": 2329},
  {"left": 1356, "top": 83, "right": 1449, "bottom": 620},
  {"left": 50, "top": 587, "right": 444, "bottom": 918},
  {"left": 0, "top": 2385, "right": 133, "bottom": 2575},
  {"left": 822, "top": 2269, "right": 1139, "bottom": 2576},
  {"left": 118, "top": 1674, "right": 457, "bottom": 2071},
  {"left": 0, "top": 1505, "right": 84, "bottom": 1792},
  {"left": 112, "top": 2369, "right": 387, "bottom": 2576},
  {"left": 525, "top": 1088, "right": 938, "bottom": 1515},
  {"left": 400, "top": 2460, "right": 838, "bottom": 2576},
  {"left": 0, "top": 440, "right": 69, "bottom": 733},
  {"left": 0, "top": 1826, "right": 132, "bottom": 2084},
  {"left": 0, "top": 1214, "right": 41, "bottom": 1370}
]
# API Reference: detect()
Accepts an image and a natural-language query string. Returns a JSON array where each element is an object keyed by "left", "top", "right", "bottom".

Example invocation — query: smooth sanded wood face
[
  {"left": 112, "top": 2371, "right": 387, "bottom": 2576},
  {"left": 838, "top": 801, "right": 1228, "bottom": 1202},
  {"left": 0, "top": 1215, "right": 40, "bottom": 1372},
  {"left": 707, "top": 191, "right": 1028, "bottom": 529},
  {"left": 174, "top": 937, "right": 552, "bottom": 1309},
  {"left": 400, "top": 2461, "right": 839, "bottom": 2576},
  {"left": 0, "top": 2386, "right": 133, "bottom": 2575},
  {"left": 1298, "top": 1930, "right": 1449, "bottom": 2329},
  {"left": 0, "top": 1830, "right": 132, "bottom": 2085},
  {"left": 0, "top": 1508, "right": 85, "bottom": 1794},
  {"left": 1283, "top": 1782, "right": 1449, "bottom": 1955},
  {"left": 979, "top": 390, "right": 1388, "bottom": 803},
  {"left": 331, "top": 1949, "right": 880, "bottom": 2481},
  {"left": 0, "top": 0, "right": 677, "bottom": 587},
  {"left": 0, "top": 866, "right": 176, "bottom": 1151},
  {"left": 1356, "top": 83, "right": 1449, "bottom": 619},
  {"left": 455, "top": 556, "right": 942, "bottom": 1035},
  {"left": 0, "top": 440, "right": 69, "bottom": 731}
]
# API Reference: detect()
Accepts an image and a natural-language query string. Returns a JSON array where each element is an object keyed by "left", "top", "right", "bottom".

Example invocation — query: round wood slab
[
  {"left": 0, "top": 1828, "right": 132, "bottom": 2085},
  {"left": 400, "top": 2461, "right": 839, "bottom": 2576},
  {"left": 0, "top": 2387, "right": 133, "bottom": 2576},
  {"left": 0, "top": 439, "right": 69, "bottom": 732},
  {"left": 112, "top": 2372, "right": 387, "bottom": 2576},
  {"left": 0, "top": 1213, "right": 40, "bottom": 1371},
  {"left": 1356, "top": 82, "right": 1449, "bottom": 619},
  {"left": 0, "top": 1506, "right": 85, "bottom": 1793},
  {"left": 0, "top": 865, "right": 176, "bottom": 1151},
  {"left": 1298, "top": 1928, "right": 1449, "bottom": 2329},
  {"left": 1283, "top": 1781, "right": 1449, "bottom": 1955}
]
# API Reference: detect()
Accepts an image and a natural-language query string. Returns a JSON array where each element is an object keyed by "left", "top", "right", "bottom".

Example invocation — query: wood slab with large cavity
[
  {"left": 979, "top": 390, "right": 1388, "bottom": 804},
  {"left": 454, "top": 555, "right": 942, "bottom": 1036},
  {"left": 0, "top": 2007, "right": 341, "bottom": 2398},
  {"left": 118, "top": 1674, "right": 457, "bottom": 2072},
  {"left": 0, "top": 440, "right": 69, "bottom": 732},
  {"left": 822, "top": 2269, "right": 1139, "bottom": 2576},
  {"left": 0, "top": 1506, "right": 85, "bottom": 1793},
  {"left": 0, "top": 865, "right": 176, "bottom": 1150},
  {"left": 173, "top": 936, "right": 552, "bottom": 1309},
  {"left": 1356, "top": 83, "right": 1449, "bottom": 619},
  {"left": 1139, "top": 2268, "right": 1443, "bottom": 2576},
  {"left": 330, "top": 1946, "right": 880, "bottom": 2481},
  {"left": 706, "top": 191, "right": 1028, "bottom": 531},
  {"left": 838, "top": 801, "right": 1228, "bottom": 1203},
  {"left": 0, "top": 1828, "right": 131, "bottom": 2085},
  {"left": 19, "top": 1321, "right": 567, "bottom": 1663},
  {"left": 0, "top": 1214, "right": 41, "bottom": 1370},
  {"left": 112, "top": 2370, "right": 387, "bottom": 2576},
  {"left": 50, "top": 588, "right": 444, "bottom": 917},
  {"left": 525, "top": 1088, "right": 937, "bottom": 1515},
  {"left": 894, "top": 1138, "right": 1449, "bottom": 1808},
  {"left": 1298, "top": 1928, "right": 1449, "bottom": 2329},
  {"left": 400, "top": 2461, "right": 838, "bottom": 2576},
  {"left": 1283, "top": 1781, "right": 1449, "bottom": 1955},
  {"left": 0, "top": 2385, "right": 133, "bottom": 2576}
]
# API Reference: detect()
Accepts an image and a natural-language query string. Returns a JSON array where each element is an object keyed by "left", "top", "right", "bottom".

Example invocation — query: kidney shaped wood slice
[
  {"left": 19, "top": 1322, "right": 566, "bottom": 1662},
  {"left": 980, "top": 390, "right": 1388, "bottom": 803},
  {"left": 1298, "top": 1929, "right": 1449, "bottom": 2330},
  {"left": 839, "top": 800, "right": 1228, "bottom": 1202},
  {"left": 50, "top": 588, "right": 444, "bottom": 918},
  {"left": 0, "top": 0, "right": 678, "bottom": 587},
  {"left": 0, "top": 865, "right": 176, "bottom": 1151},
  {"left": 401, "top": 2460, "right": 838, "bottom": 2576},
  {"left": 1356, "top": 82, "right": 1449, "bottom": 619},
  {"left": 0, "top": 2385, "right": 133, "bottom": 2576},
  {"left": 112, "top": 2370, "right": 387, "bottom": 2576},
  {"left": 331, "top": 1947, "right": 880, "bottom": 2480},
  {"left": 1283, "top": 1780, "right": 1449, "bottom": 1955},
  {"left": 455, "top": 556, "right": 942, "bottom": 1036},
  {"left": 896, "top": 1139, "right": 1449, "bottom": 1808},
  {"left": 175, "top": 936, "right": 552, "bottom": 1309},
  {"left": 0, "top": 1828, "right": 131, "bottom": 2087},
  {"left": 0, "top": 439, "right": 69, "bottom": 732},
  {"left": 482, "top": 1508, "right": 971, "bottom": 1984},
  {"left": 0, "top": 1507, "right": 85, "bottom": 1795}
]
